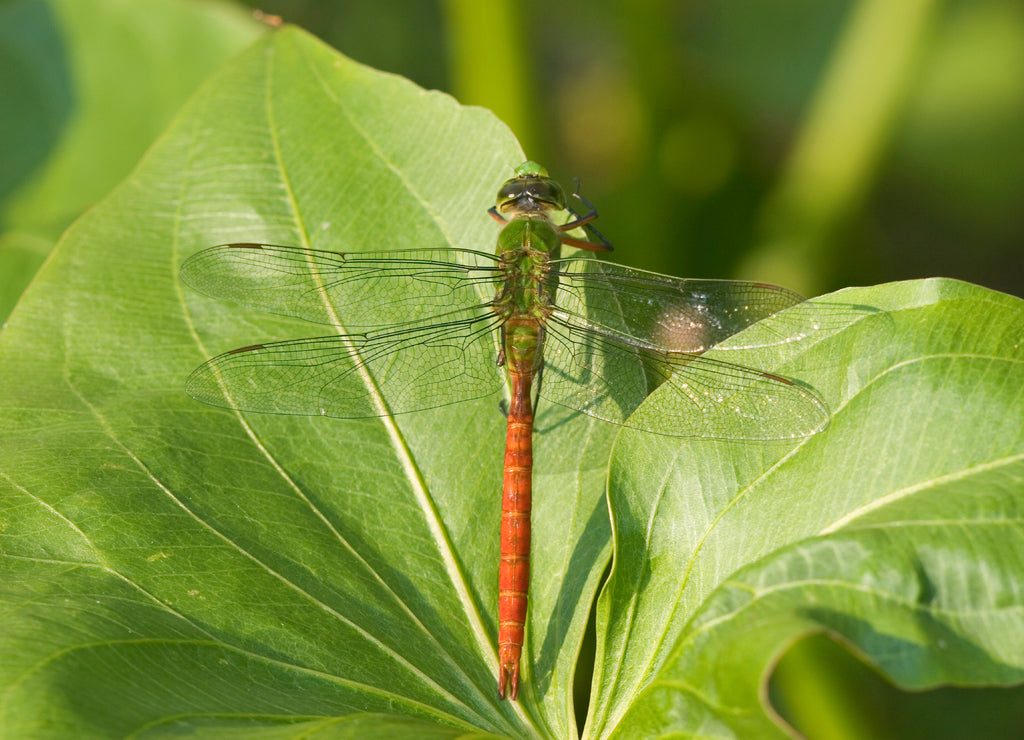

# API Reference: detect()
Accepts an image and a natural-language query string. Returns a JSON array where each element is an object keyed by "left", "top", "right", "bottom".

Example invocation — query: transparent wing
[
  {"left": 182, "top": 244, "right": 828, "bottom": 435},
  {"left": 550, "top": 258, "right": 820, "bottom": 353},
  {"left": 185, "top": 309, "right": 504, "bottom": 418},
  {"left": 180, "top": 243, "right": 501, "bottom": 331},
  {"left": 540, "top": 312, "right": 829, "bottom": 441}
]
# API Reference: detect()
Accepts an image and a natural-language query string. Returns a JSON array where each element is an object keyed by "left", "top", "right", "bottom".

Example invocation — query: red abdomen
[{"left": 498, "top": 369, "right": 533, "bottom": 700}]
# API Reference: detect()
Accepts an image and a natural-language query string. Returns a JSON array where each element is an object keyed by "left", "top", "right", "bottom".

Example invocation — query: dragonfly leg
[
  {"left": 559, "top": 187, "right": 613, "bottom": 252},
  {"left": 564, "top": 177, "right": 597, "bottom": 224},
  {"left": 488, "top": 205, "right": 508, "bottom": 224}
]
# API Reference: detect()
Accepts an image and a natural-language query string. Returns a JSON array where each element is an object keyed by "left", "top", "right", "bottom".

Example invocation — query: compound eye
[
  {"left": 528, "top": 179, "right": 566, "bottom": 209},
  {"left": 496, "top": 180, "right": 523, "bottom": 209}
]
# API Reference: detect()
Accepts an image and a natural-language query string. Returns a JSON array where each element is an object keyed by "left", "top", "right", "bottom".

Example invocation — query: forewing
[
  {"left": 540, "top": 316, "right": 829, "bottom": 440},
  {"left": 180, "top": 244, "right": 501, "bottom": 330},
  {"left": 185, "top": 309, "right": 504, "bottom": 418},
  {"left": 551, "top": 258, "right": 820, "bottom": 353}
]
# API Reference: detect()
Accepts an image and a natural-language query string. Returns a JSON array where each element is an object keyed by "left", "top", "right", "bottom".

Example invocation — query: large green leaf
[
  {"left": 587, "top": 280, "right": 1024, "bottom": 738},
  {"left": 0, "top": 26, "right": 614, "bottom": 739},
  {"left": 2, "top": 24, "right": 1023, "bottom": 740}
]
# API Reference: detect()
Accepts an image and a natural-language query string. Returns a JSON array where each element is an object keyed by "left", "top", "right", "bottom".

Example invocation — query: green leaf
[
  {"left": 587, "top": 280, "right": 1024, "bottom": 738},
  {"left": 2, "top": 23, "right": 1023, "bottom": 740},
  {"left": 0, "top": 26, "right": 615, "bottom": 739},
  {"left": 0, "top": 0, "right": 263, "bottom": 321}
]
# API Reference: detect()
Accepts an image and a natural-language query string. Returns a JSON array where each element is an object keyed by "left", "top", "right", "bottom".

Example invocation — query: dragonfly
[{"left": 180, "top": 161, "right": 829, "bottom": 701}]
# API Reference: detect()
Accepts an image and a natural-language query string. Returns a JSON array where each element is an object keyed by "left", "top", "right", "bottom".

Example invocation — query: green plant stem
[{"left": 441, "top": 0, "right": 537, "bottom": 156}]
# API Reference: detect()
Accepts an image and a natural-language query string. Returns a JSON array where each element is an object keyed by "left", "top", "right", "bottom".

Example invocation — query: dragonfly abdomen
[{"left": 498, "top": 361, "right": 534, "bottom": 700}]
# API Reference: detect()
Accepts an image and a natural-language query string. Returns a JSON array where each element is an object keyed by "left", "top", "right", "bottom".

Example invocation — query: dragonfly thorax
[{"left": 492, "top": 218, "right": 561, "bottom": 327}]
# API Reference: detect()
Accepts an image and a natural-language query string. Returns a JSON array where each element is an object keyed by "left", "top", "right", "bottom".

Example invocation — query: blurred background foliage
[
  {"left": 235, "top": 0, "right": 1024, "bottom": 303},
  {"left": 0, "top": 0, "right": 263, "bottom": 320},
  {"left": 2, "top": 0, "right": 1022, "bottom": 737}
]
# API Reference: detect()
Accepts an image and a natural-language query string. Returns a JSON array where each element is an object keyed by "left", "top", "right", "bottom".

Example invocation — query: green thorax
[
  {"left": 492, "top": 215, "right": 562, "bottom": 322},
  {"left": 490, "top": 162, "right": 570, "bottom": 373},
  {"left": 490, "top": 161, "right": 568, "bottom": 320}
]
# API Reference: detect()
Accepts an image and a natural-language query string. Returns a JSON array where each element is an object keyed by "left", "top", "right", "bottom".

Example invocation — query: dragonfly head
[{"left": 495, "top": 161, "right": 567, "bottom": 217}]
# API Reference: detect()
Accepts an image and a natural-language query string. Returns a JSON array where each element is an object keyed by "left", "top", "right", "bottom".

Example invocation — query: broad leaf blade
[
  {"left": 0, "top": 27, "right": 613, "bottom": 739},
  {"left": 587, "top": 280, "right": 1024, "bottom": 739}
]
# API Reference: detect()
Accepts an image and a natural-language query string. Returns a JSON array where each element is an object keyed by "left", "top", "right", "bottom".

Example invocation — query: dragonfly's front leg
[
  {"left": 563, "top": 177, "right": 599, "bottom": 229},
  {"left": 559, "top": 184, "right": 613, "bottom": 252}
]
